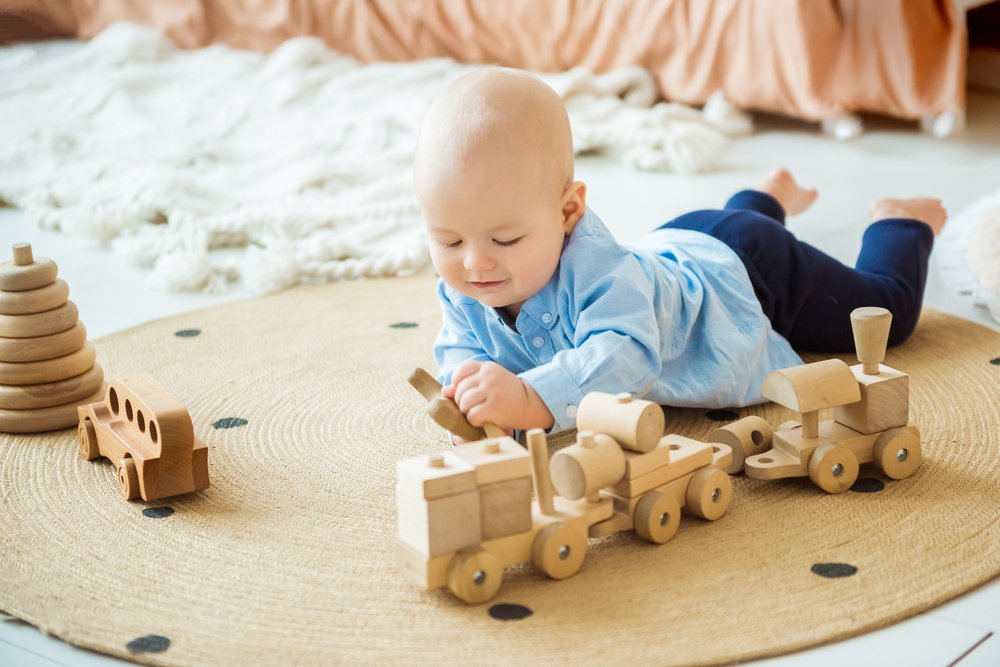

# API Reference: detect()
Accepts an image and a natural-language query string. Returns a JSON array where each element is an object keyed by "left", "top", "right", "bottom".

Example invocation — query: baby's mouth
[{"left": 469, "top": 279, "right": 507, "bottom": 290}]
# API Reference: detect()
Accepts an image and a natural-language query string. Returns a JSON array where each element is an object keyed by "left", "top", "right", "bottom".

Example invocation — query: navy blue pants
[{"left": 659, "top": 191, "right": 935, "bottom": 353}]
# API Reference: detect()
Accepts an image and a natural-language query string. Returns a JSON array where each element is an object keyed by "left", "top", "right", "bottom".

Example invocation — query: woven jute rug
[{"left": 1, "top": 274, "right": 999, "bottom": 666}]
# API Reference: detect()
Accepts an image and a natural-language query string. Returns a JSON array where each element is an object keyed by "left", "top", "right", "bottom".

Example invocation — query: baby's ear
[{"left": 560, "top": 181, "right": 587, "bottom": 234}]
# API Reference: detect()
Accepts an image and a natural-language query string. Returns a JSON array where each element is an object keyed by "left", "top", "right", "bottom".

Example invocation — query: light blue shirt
[{"left": 434, "top": 208, "right": 803, "bottom": 431}]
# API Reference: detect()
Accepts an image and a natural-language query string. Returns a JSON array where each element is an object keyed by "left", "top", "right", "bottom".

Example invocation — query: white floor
[{"left": 1, "top": 83, "right": 999, "bottom": 666}]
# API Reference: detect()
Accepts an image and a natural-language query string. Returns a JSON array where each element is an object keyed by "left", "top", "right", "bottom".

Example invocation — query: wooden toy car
[
  {"left": 77, "top": 374, "right": 209, "bottom": 501},
  {"left": 399, "top": 374, "right": 733, "bottom": 604},
  {"left": 743, "top": 307, "right": 921, "bottom": 493}
]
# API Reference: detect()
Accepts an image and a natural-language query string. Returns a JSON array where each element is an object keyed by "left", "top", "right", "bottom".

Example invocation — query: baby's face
[{"left": 420, "top": 160, "right": 575, "bottom": 319}]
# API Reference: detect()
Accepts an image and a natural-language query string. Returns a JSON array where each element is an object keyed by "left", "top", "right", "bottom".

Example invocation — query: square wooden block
[
  {"left": 833, "top": 364, "right": 908, "bottom": 435},
  {"left": 397, "top": 450, "right": 476, "bottom": 500},
  {"left": 479, "top": 476, "right": 533, "bottom": 541},
  {"left": 452, "top": 436, "right": 531, "bottom": 485},
  {"left": 396, "top": 487, "right": 481, "bottom": 558}
]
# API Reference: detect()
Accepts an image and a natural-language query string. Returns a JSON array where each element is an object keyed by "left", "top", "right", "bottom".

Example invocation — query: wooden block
[
  {"left": 833, "top": 364, "right": 908, "bottom": 434},
  {"left": 761, "top": 359, "right": 860, "bottom": 413},
  {"left": 0, "top": 301, "right": 78, "bottom": 339},
  {"left": 0, "top": 321, "right": 87, "bottom": 363},
  {"left": 0, "top": 247, "right": 58, "bottom": 292},
  {"left": 0, "top": 278, "right": 69, "bottom": 315},
  {"left": 396, "top": 486, "right": 481, "bottom": 558},
  {"left": 407, "top": 367, "right": 488, "bottom": 441},
  {"left": 451, "top": 436, "right": 531, "bottom": 485},
  {"left": 396, "top": 450, "right": 477, "bottom": 500},
  {"left": 0, "top": 340, "right": 96, "bottom": 386},
  {"left": 77, "top": 374, "right": 209, "bottom": 500},
  {"left": 0, "top": 362, "right": 104, "bottom": 410},
  {"left": 851, "top": 307, "right": 891, "bottom": 375},
  {"left": 549, "top": 432, "right": 626, "bottom": 501},
  {"left": 577, "top": 392, "right": 664, "bottom": 453},
  {"left": 609, "top": 437, "right": 712, "bottom": 498},
  {"left": 479, "top": 477, "right": 533, "bottom": 541},
  {"left": 0, "top": 386, "right": 105, "bottom": 433},
  {"left": 623, "top": 434, "right": 677, "bottom": 480}
]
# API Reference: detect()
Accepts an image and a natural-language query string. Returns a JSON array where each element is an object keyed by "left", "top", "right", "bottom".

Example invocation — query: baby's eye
[
  {"left": 437, "top": 239, "right": 463, "bottom": 248},
  {"left": 493, "top": 236, "right": 523, "bottom": 247}
]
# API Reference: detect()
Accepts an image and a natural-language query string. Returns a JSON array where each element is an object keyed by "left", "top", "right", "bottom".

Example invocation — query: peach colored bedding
[{"left": 5, "top": 0, "right": 965, "bottom": 122}]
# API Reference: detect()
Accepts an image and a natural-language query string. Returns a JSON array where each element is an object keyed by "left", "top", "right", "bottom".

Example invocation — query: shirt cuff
[
  {"left": 724, "top": 190, "right": 786, "bottom": 224},
  {"left": 518, "top": 364, "right": 586, "bottom": 432}
]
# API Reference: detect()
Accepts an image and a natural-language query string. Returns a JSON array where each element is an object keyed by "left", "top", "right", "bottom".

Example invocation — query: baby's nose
[{"left": 463, "top": 246, "right": 494, "bottom": 271}]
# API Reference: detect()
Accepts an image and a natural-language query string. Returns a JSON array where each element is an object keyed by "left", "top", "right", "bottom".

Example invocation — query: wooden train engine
[{"left": 743, "top": 307, "right": 921, "bottom": 492}]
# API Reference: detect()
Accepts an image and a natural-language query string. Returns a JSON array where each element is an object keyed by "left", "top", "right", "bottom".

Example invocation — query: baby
[{"left": 412, "top": 68, "right": 946, "bottom": 437}]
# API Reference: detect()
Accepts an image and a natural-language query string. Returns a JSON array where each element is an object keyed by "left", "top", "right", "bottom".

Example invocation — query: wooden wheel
[
  {"left": 78, "top": 418, "right": 99, "bottom": 460},
  {"left": 685, "top": 467, "right": 733, "bottom": 521},
  {"left": 117, "top": 458, "right": 140, "bottom": 500},
  {"left": 447, "top": 549, "right": 502, "bottom": 604},
  {"left": 633, "top": 491, "right": 681, "bottom": 544},
  {"left": 807, "top": 444, "right": 859, "bottom": 494},
  {"left": 532, "top": 522, "right": 586, "bottom": 580},
  {"left": 873, "top": 428, "right": 921, "bottom": 479}
]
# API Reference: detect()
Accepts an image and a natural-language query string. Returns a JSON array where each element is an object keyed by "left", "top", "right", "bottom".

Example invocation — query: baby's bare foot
[
  {"left": 870, "top": 197, "right": 947, "bottom": 235},
  {"left": 759, "top": 168, "right": 818, "bottom": 216}
]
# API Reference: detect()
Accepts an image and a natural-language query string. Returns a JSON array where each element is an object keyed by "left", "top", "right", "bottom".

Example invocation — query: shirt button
[
  {"left": 565, "top": 405, "right": 577, "bottom": 419},
  {"left": 541, "top": 313, "right": 553, "bottom": 324},
  {"left": 532, "top": 336, "right": 545, "bottom": 348}
]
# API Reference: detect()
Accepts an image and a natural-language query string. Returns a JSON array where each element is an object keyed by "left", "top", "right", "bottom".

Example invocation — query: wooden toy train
[
  {"left": 399, "top": 371, "right": 738, "bottom": 604},
  {"left": 740, "top": 306, "right": 921, "bottom": 492}
]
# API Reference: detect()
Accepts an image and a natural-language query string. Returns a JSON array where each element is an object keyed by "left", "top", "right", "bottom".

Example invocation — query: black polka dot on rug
[
  {"left": 488, "top": 603, "right": 533, "bottom": 621},
  {"left": 174, "top": 329, "right": 201, "bottom": 338},
  {"left": 991, "top": 357, "right": 1000, "bottom": 366},
  {"left": 811, "top": 563, "right": 858, "bottom": 578},
  {"left": 705, "top": 409, "right": 739, "bottom": 422},
  {"left": 212, "top": 417, "right": 248, "bottom": 429},
  {"left": 126, "top": 635, "right": 171, "bottom": 654},
  {"left": 850, "top": 478, "right": 885, "bottom": 493},
  {"left": 389, "top": 322, "right": 418, "bottom": 329},
  {"left": 142, "top": 507, "right": 175, "bottom": 519}
]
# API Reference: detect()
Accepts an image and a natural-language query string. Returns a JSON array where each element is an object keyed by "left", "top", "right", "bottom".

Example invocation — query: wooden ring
[
  {"left": 0, "top": 301, "right": 78, "bottom": 339},
  {"left": 0, "top": 386, "right": 105, "bottom": 433},
  {"left": 0, "top": 322, "right": 88, "bottom": 363},
  {"left": 0, "top": 257, "right": 58, "bottom": 292},
  {"left": 0, "top": 279, "right": 69, "bottom": 315},
  {"left": 0, "top": 363, "right": 104, "bottom": 410},
  {"left": 0, "top": 341, "right": 96, "bottom": 386}
]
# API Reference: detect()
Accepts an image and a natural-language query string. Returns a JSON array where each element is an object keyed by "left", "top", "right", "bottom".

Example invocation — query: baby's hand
[{"left": 443, "top": 360, "right": 529, "bottom": 432}]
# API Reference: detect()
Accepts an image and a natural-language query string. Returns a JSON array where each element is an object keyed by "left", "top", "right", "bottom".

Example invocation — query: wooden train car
[
  {"left": 743, "top": 307, "right": 921, "bottom": 492},
  {"left": 400, "top": 374, "right": 733, "bottom": 604},
  {"left": 77, "top": 374, "right": 209, "bottom": 501}
]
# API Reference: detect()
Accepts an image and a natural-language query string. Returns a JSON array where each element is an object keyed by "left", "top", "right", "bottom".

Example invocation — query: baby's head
[{"left": 414, "top": 68, "right": 586, "bottom": 319}]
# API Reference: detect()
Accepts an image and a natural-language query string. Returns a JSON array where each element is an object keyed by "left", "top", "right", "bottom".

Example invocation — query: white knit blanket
[{"left": 0, "top": 23, "right": 750, "bottom": 293}]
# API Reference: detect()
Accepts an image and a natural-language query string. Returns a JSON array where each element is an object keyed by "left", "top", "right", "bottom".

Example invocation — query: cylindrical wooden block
[
  {"left": 0, "top": 279, "right": 69, "bottom": 315},
  {"left": 851, "top": 307, "right": 891, "bottom": 375},
  {"left": 576, "top": 392, "right": 664, "bottom": 453},
  {"left": 0, "top": 301, "right": 78, "bottom": 339},
  {"left": 0, "top": 341, "right": 96, "bottom": 386},
  {"left": 0, "top": 363, "right": 104, "bottom": 410},
  {"left": 0, "top": 322, "right": 88, "bottom": 363},
  {"left": 12, "top": 243, "right": 33, "bottom": 266},
  {"left": 709, "top": 416, "right": 773, "bottom": 475},
  {"left": 549, "top": 432, "right": 626, "bottom": 500},
  {"left": 0, "top": 255, "right": 58, "bottom": 292},
  {"left": 527, "top": 428, "right": 555, "bottom": 515},
  {"left": 0, "top": 386, "right": 105, "bottom": 433}
]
